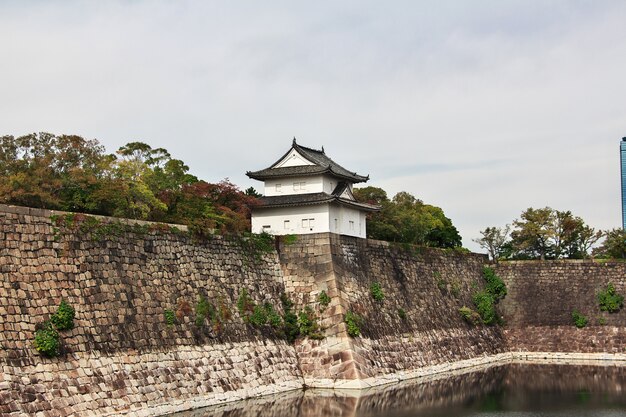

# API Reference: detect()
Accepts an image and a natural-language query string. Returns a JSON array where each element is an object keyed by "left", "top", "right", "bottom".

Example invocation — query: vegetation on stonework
[
  {"left": 317, "top": 290, "right": 331, "bottom": 309},
  {"left": 33, "top": 299, "right": 77, "bottom": 357},
  {"left": 194, "top": 295, "right": 216, "bottom": 327},
  {"left": 597, "top": 283, "right": 624, "bottom": 313},
  {"left": 572, "top": 310, "right": 588, "bottom": 328},
  {"left": 50, "top": 299, "right": 75, "bottom": 330},
  {"left": 0, "top": 133, "right": 260, "bottom": 237},
  {"left": 33, "top": 321, "right": 60, "bottom": 357},
  {"left": 344, "top": 310, "right": 362, "bottom": 337},
  {"left": 280, "top": 294, "right": 300, "bottom": 343},
  {"left": 297, "top": 306, "right": 324, "bottom": 339},
  {"left": 237, "top": 289, "right": 255, "bottom": 323},
  {"left": 164, "top": 309, "right": 176, "bottom": 326},
  {"left": 369, "top": 281, "right": 384, "bottom": 302},
  {"left": 459, "top": 306, "right": 481, "bottom": 326},
  {"left": 463, "top": 267, "right": 507, "bottom": 326},
  {"left": 397, "top": 308, "right": 407, "bottom": 321},
  {"left": 482, "top": 267, "right": 507, "bottom": 300},
  {"left": 353, "top": 186, "right": 462, "bottom": 248},
  {"left": 474, "top": 207, "right": 621, "bottom": 261},
  {"left": 282, "top": 234, "right": 298, "bottom": 245}
]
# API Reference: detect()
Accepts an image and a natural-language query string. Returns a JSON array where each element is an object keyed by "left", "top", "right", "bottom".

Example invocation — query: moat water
[{"left": 169, "top": 363, "right": 626, "bottom": 417}]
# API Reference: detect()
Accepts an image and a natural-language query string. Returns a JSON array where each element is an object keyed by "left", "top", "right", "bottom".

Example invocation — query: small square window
[
  {"left": 302, "top": 219, "right": 308, "bottom": 228},
  {"left": 309, "top": 218, "right": 315, "bottom": 228},
  {"left": 284, "top": 220, "right": 290, "bottom": 229}
]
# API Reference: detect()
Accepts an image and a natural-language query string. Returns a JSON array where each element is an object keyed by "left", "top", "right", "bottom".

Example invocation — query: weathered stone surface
[{"left": 1, "top": 206, "right": 625, "bottom": 416}]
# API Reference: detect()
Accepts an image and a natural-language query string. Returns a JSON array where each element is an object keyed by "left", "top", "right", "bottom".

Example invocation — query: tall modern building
[{"left": 622, "top": 137, "right": 626, "bottom": 229}]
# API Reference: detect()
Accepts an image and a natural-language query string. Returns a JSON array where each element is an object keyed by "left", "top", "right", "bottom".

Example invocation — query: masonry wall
[
  {"left": 496, "top": 260, "right": 626, "bottom": 354},
  {"left": 2, "top": 204, "right": 626, "bottom": 417},
  {"left": 0, "top": 205, "right": 302, "bottom": 417},
  {"left": 279, "top": 234, "right": 506, "bottom": 386}
]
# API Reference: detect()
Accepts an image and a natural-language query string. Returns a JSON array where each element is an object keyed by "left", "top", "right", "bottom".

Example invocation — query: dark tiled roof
[
  {"left": 255, "top": 192, "right": 380, "bottom": 212},
  {"left": 246, "top": 140, "right": 370, "bottom": 183}
]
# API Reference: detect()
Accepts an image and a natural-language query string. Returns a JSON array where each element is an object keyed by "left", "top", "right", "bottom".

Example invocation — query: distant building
[
  {"left": 621, "top": 137, "right": 626, "bottom": 229},
  {"left": 246, "top": 139, "right": 379, "bottom": 238}
]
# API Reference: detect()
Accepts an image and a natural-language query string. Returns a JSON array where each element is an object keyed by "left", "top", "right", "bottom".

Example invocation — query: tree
[
  {"left": 594, "top": 228, "right": 626, "bottom": 259},
  {"left": 510, "top": 207, "right": 555, "bottom": 260},
  {"left": 0, "top": 133, "right": 261, "bottom": 237},
  {"left": 473, "top": 225, "right": 510, "bottom": 262},
  {"left": 244, "top": 187, "right": 262, "bottom": 198},
  {"left": 503, "top": 207, "right": 602, "bottom": 260},
  {"left": 354, "top": 187, "right": 462, "bottom": 248}
]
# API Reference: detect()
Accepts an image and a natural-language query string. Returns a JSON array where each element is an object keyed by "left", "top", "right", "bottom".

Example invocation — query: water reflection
[{"left": 170, "top": 364, "right": 626, "bottom": 417}]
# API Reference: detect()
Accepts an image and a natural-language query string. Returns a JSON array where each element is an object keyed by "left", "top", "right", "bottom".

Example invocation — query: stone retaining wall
[
  {"left": 2, "top": 204, "right": 625, "bottom": 416},
  {"left": 0, "top": 205, "right": 303, "bottom": 417},
  {"left": 279, "top": 234, "right": 506, "bottom": 387},
  {"left": 497, "top": 260, "right": 626, "bottom": 353}
]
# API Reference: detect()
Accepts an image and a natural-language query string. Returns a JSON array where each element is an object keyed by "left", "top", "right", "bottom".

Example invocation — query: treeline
[
  {"left": 0, "top": 133, "right": 257, "bottom": 234},
  {"left": 474, "top": 207, "right": 626, "bottom": 261},
  {"left": 353, "top": 186, "right": 462, "bottom": 248}
]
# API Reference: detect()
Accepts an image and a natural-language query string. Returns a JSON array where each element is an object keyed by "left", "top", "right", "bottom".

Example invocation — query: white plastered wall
[
  {"left": 264, "top": 176, "right": 324, "bottom": 197},
  {"left": 329, "top": 204, "right": 367, "bottom": 239},
  {"left": 252, "top": 204, "right": 330, "bottom": 235}
]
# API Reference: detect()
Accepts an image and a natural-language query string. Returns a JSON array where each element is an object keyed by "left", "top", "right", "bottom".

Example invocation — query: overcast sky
[{"left": 2, "top": 0, "right": 625, "bottom": 251}]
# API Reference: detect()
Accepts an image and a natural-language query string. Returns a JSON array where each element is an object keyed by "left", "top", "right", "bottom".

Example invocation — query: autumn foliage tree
[{"left": 0, "top": 133, "right": 258, "bottom": 235}]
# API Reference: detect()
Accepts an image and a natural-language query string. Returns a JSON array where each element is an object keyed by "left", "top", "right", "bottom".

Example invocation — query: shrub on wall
[
  {"left": 572, "top": 310, "right": 588, "bottom": 328},
  {"left": 473, "top": 291, "right": 497, "bottom": 325},
  {"left": 164, "top": 309, "right": 176, "bottom": 326},
  {"left": 370, "top": 282, "right": 384, "bottom": 302},
  {"left": 344, "top": 311, "right": 362, "bottom": 337},
  {"left": 597, "top": 283, "right": 624, "bottom": 313},
  {"left": 397, "top": 308, "right": 407, "bottom": 321},
  {"left": 237, "top": 289, "right": 255, "bottom": 322},
  {"left": 33, "top": 321, "right": 60, "bottom": 357},
  {"left": 459, "top": 306, "right": 481, "bottom": 326},
  {"left": 50, "top": 299, "right": 75, "bottom": 331},
  {"left": 482, "top": 266, "right": 507, "bottom": 300},
  {"left": 297, "top": 307, "right": 323, "bottom": 339},
  {"left": 468, "top": 267, "right": 507, "bottom": 325},
  {"left": 318, "top": 290, "right": 331, "bottom": 309},
  {"left": 281, "top": 294, "right": 300, "bottom": 343},
  {"left": 195, "top": 295, "right": 216, "bottom": 327}
]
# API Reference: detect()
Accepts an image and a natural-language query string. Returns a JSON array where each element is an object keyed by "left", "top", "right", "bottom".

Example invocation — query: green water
[{"left": 170, "top": 364, "right": 626, "bottom": 417}]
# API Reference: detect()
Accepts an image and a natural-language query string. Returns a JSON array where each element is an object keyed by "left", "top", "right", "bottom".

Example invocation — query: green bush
[
  {"left": 195, "top": 295, "right": 215, "bottom": 327},
  {"left": 370, "top": 282, "right": 384, "bottom": 302},
  {"left": 473, "top": 291, "right": 497, "bottom": 325},
  {"left": 344, "top": 311, "right": 362, "bottom": 337},
  {"left": 318, "top": 290, "right": 331, "bottom": 308},
  {"left": 164, "top": 309, "right": 176, "bottom": 326},
  {"left": 482, "top": 267, "right": 507, "bottom": 300},
  {"left": 266, "top": 304, "right": 283, "bottom": 329},
  {"left": 597, "top": 283, "right": 624, "bottom": 313},
  {"left": 50, "top": 299, "right": 75, "bottom": 331},
  {"left": 397, "top": 308, "right": 407, "bottom": 321},
  {"left": 298, "top": 307, "right": 320, "bottom": 337},
  {"left": 249, "top": 304, "right": 268, "bottom": 327},
  {"left": 237, "top": 289, "right": 254, "bottom": 321},
  {"left": 459, "top": 306, "right": 482, "bottom": 326},
  {"left": 572, "top": 310, "right": 588, "bottom": 328},
  {"left": 33, "top": 321, "right": 60, "bottom": 357},
  {"left": 281, "top": 294, "right": 300, "bottom": 343}
]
